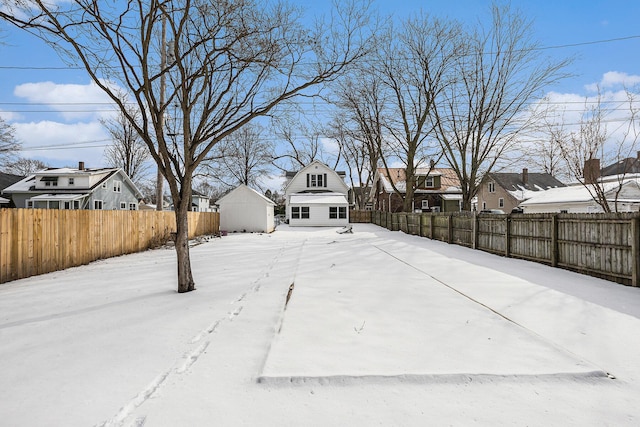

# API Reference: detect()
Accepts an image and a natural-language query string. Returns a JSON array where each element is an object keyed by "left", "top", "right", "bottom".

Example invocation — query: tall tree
[
  {"left": 431, "top": 4, "right": 570, "bottom": 210},
  {"left": 101, "top": 107, "right": 151, "bottom": 184},
  {"left": 1, "top": 0, "right": 374, "bottom": 292},
  {"left": 203, "top": 123, "right": 274, "bottom": 189},
  {"left": 374, "top": 14, "right": 460, "bottom": 212},
  {"left": 4, "top": 158, "right": 48, "bottom": 175},
  {"left": 328, "top": 73, "right": 386, "bottom": 209}
]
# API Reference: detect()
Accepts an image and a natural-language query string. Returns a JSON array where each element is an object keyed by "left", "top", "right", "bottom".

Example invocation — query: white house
[
  {"left": 520, "top": 176, "right": 640, "bottom": 213},
  {"left": 2, "top": 162, "right": 143, "bottom": 210},
  {"left": 284, "top": 160, "right": 349, "bottom": 227},
  {"left": 217, "top": 184, "right": 275, "bottom": 233}
]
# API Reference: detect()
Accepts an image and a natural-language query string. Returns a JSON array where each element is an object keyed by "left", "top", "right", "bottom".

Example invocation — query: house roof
[
  {"left": 289, "top": 192, "right": 348, "bottom": 205},
  {"left": 216, "top": 184, "right": 275, "bottom": 206},
  {"left": 0, "top": 196, "right": 9, "bottom": 204},
  {"left": 2, "top": 167, "right": 143, "bottom": 199},
  {"left": 284, "top": 160, "right": 348, "bottom": 193},
  {"left": 0, "top": 172, "right": 25, "bottom": 192},
  {"left": 601, "top": 156, "right": 640, "bottom": 177},
  {"left": 488, "top": 172, "right": 565, "bottom": 201},
  {"left": 376, "top": 167, "right": 462, "bottom": 193},
  {"left": 520, "top": 179, "right": 640, "bottom": 206}
]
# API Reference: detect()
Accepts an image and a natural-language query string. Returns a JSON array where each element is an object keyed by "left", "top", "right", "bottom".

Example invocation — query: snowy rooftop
[{"left": 1, "top": 224, "right": 639, "bottom": 425}]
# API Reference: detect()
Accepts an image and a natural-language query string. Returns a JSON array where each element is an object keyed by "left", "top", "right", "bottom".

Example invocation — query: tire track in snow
[{"left": 99, "top": 241, "right": 294, "bottom": 427}]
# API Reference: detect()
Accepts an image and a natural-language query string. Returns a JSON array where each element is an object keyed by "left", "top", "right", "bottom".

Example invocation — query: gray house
[
  {"left": 2, "top": 162, "right": 143, "bottom": 210},
  {"left": 0, "top": 172, "right": 24, "bottom": 207}
]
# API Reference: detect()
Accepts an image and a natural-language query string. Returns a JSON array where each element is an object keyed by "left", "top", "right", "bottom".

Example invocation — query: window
[
  {"left": 63, "top": 201, "right": 71, "bottom": 209},
  {"left": 293, "top": 206, "right": 309, "bottom": 219},
  {"left": 482, "top": 201, "right": 487, "bottom": 210},
  {"left": 329, "top": 207, "right": 337, "bottom": 219},
  {"left": 26, "top": 200, "right": 33, "bottom": 209},
  {"left": 425, "top": 176, "right": 434, "bottom": 188},
  {"left": 129, "top": 203, "right": 137, "bottom": 210},
  {"left": 338, "top": 206, "right": 346, "bottom": 219},
  {"left": 421, "top": 200, "right": 429, "bottom": 209},
  {"left": 307, "top": 173, "right": 327, "bottom": 188},
  {"left": 488, "top": 182, "right": 495, "bottom": 193},
  {"left": 113, "top": 180, "right": 122, "bottom": 193},
  {"left": 120, "top": 202, "right": 127, "bottom": 209},
  {"left": 94, "top": 200, "right": 103, "bottom": 210},
  {"left": 73, "top": 200, "right": 80, "bottom": 209},
  {"left": 44, "top": 180, "right": 58, "bottom": 187},
  {"left": 499, "top": 198, "right": 504, "bottom": 208},
  {"left": 68, "top": 178, "right": 74, "bottom": 185}
]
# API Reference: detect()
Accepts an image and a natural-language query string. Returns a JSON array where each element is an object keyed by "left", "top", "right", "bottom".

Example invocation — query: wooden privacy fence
[
  {"left": 371, "top": 210, "right": 640, "bottom": 287},
  {"left": 0, "top": 209, "right": 220, "bottom": 284}
]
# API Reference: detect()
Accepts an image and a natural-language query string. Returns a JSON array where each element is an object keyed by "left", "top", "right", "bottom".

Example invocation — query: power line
[{"left": 0, "top": 34, "right": 638, "bottom": 71}]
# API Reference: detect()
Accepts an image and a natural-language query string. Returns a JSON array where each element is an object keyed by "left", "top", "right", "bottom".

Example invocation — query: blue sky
[{"left": 1, "top": 0, "right": 639, "bottom": 179}]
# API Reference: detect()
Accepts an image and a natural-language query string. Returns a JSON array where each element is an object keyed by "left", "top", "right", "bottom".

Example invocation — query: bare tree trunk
[{"left": 174, "top": 199, "right": 195, "bottom": 293}]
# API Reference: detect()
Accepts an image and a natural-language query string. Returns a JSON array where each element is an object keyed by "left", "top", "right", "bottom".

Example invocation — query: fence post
[
  {"left": 551, "top": 214, "right": 559, "bottom": 267},
  {"left": 505, "top": 215, "right": 511, "bottom": 257},
  {"left": 632, "top": 215, "right": 640, "bottom": 287},
  {"left": 472, "top": 213, "right": 479, "bottom": 250},
  {"left": 447, "top": 214, "right": 453, "bottom": 244}
]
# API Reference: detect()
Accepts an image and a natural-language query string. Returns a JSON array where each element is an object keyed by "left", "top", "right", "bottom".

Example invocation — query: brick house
[{"left": 371, "top": 167, "right": 462, "bottom": 213}]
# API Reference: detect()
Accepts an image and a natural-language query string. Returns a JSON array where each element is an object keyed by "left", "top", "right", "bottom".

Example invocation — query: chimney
[
  {"left": 584, "top": 158, "right": 601, "bottom": 184},
  {"left": 522, "top": 168, "right": 528, "bottom": 185},
  {"left": 430, "top": 159, "right": 435, "bottom": 169},
  {"left": 78, "top": 161, "right": 85, "bottom": 170},
  {"left": 637, "top": 151, "right": 640, "bottom": 161}
]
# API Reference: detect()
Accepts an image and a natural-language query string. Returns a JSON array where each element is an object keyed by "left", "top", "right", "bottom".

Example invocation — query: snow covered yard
[{"left": 1, "top": 223, "right": 639, "bottom": 426}]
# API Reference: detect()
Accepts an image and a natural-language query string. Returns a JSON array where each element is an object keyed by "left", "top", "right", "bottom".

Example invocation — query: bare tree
[
  {"left": 4, "top": 158, "right": 48, "bottom": 175},
  {"left": 271, "top": 109, "right": 342, "bottom": 172},
  {"left": 556, "top": 90, "right": 640, "bottom": 212},
  {"left": 328, "top": 73, "right": 386, "bottom": 209},
  {"left": 1, "top": 0, "right": 374, "bottom": 292},
  {"left": 203, "top": 123, "right": 274, "bottom": 189},
  {"left": 101, "top": 107, "right": 151, "bottom": 184},
  {"left": 374, "top": 14, "right": 460, "bottom": 212},
  {"left": 0, "top": 116, "right": 20, "bottom": 168},
  {"left": 431, "top": 4, "right": 570, "bottom": 210}
]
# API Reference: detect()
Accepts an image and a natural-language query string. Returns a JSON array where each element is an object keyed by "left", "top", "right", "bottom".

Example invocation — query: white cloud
[
  {"left": 13, "top": 120, "right": 109, "bottom": 167},
  {"left": 13, "top": 80, "right": 118, "bottom": 121},
  {"left": 585, "top": 71, "right": 640, "bottom": 92}
]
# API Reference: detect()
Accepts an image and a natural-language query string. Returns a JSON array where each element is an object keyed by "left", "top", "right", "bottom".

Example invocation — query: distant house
[
  {"left": 284, "top": 160, "right": 349, "bottom": 227},
  {"left": 0, "top": 172, "right": 24, "bottom": 207},
  {"left": 217, "top": 184, "right": 275, "bottom": 233},
  {"left": 371, "top": 166, "right": 462, "bottom": 213},
  {"left": 476, "top": 168, "right": 565, "bottom": 213},
  {"left": 2, "top": 162, "right": 143, "bottom": 210},
  {"left": 520, "top": 175, "right": 640, "bottom": 213},
  {"left": 600, "top": 152, "right": 640, "bottom": 177},
  {"left": 191, "top": 190, "right": 212, "bottom": 212}
]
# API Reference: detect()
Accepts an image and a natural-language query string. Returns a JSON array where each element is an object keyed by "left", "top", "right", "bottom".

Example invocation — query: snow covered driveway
[{"left": 1, "top": 224, "right": 639, "bottom": 426}]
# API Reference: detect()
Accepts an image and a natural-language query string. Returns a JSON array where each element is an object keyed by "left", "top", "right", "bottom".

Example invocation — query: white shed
[{"left": 217, "top": 185, "right": 276, "bottom": 233}]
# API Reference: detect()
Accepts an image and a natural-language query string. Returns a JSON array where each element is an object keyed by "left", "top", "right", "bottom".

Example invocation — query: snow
[{"left": 1, "top": 224, "right": 640, "bottom": 426}]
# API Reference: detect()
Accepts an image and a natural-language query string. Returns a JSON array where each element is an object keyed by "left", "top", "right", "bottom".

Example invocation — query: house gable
[{"left": 284, "top": 160, "right": 348, "bottom": 196}]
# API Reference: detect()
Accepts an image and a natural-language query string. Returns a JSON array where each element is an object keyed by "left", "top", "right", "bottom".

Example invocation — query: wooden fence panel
[
  {"left": 509, "top": 214, "right": 554, "bottom": 263},
  {"left": 451, "top": 212, "right": 474, "bottom": 247},
  {"left": 0, "top": 209, "right": 219, "bottom": 284}
]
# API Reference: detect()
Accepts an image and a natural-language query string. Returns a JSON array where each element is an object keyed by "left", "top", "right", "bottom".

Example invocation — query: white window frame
[
  {"left": 291, "top": 206, "right": 300, "bottom": 219},
  {"left": 120, "top": 202, "right": 127, "bottom": 209},
  {"left": 425, "top": 176, "right": 434, "bottom": 188},
  {"left": 113, "top": 180, "right": 122, "bottom": 193},
  {"left": 94, "top": 200, "right": 104, "bottom": 210},
  {"left": 329, "top": 206, "right": 338, "bottom": 219},
  {"left": 499, "top": 198, "right": 504, "bottom": 208},
  {"left": 488, "top": 182, "right": 495, "bottom": 193},
  {"left": 421, "top": 199, "right": 429, "bottom": 209},
  {"left": 68, "top": 178, "right": 74, "bottom": 185},
  {"left": 338, "top": 206, "right": 346, "bottom": 219},
  {"left": 129, "top": 203, "right": 137, "bottom": 210}
]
